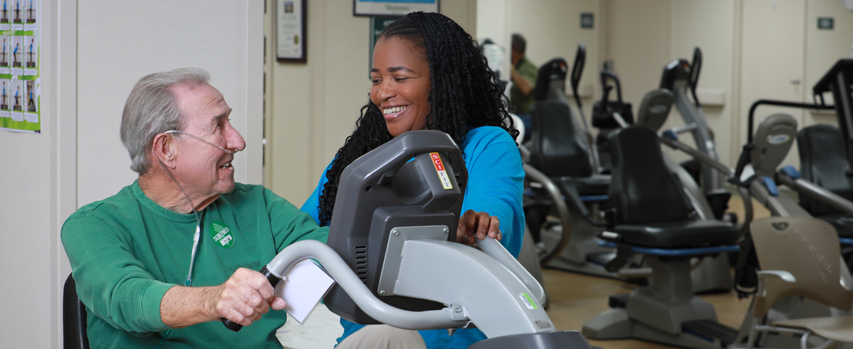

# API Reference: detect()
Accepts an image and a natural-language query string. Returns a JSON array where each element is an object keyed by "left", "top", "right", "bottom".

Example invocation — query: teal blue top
[{"left": 300, "top": 126, "right": 525, "bottom": 349}]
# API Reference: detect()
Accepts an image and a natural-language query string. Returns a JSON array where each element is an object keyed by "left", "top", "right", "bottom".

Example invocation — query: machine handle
[
  {"left": 220, "top": 318, "right": 243, "bottom": 332},
  {"left": 689, "top": 47, "right": 702, "bottom": 108},
  {"left": 476, "top": 237, "right": 547, "bottom": 305},
  {"left": 571, "top": 43, "right": 589, "bottom": 131},
  {"left": 221, "top": 266, "right": 282, "bottom": 332}
]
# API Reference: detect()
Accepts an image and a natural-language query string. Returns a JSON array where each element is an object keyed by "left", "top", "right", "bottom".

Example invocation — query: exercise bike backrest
[
  {"left": 750, "top": 113, "right": 798, "bottom": 179},
  {"left": 533, "top": 58, "right": 569, "bottom": 103},
  {"left": 634, "top": 89, "right": 674, "bottom": 132},
  {"left": 592, "top": 70, "right": 634, "bottom": 129}
]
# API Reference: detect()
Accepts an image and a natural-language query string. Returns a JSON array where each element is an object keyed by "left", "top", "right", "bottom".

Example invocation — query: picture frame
[
  {"left": 353, "top": 0, "right": 439, "bottom": 17},
  {"left": 276, "top": 0, "right": 307, "bottom": 62}
]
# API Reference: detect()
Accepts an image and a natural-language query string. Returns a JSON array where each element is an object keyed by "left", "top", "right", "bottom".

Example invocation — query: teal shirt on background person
[{"left": 300, "top": 126, "right": 525, "bottom": 349}]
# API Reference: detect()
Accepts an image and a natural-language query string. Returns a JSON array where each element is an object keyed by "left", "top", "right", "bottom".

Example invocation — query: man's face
[
  {"left": 169, "top": 82, "right": 245, "bottom": 204},
  {"left": 511, "top": 49, "right": 523, "bottom": 66}
]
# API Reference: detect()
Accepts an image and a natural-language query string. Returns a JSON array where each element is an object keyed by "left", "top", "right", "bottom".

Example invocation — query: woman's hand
[{"left": 456, "top": 209, "right": 501, "bottom": 246}]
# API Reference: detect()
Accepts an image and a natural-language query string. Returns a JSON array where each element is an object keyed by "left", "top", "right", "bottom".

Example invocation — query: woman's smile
[{"left": 370, "top": 36, "right": 432, "bottom": 137}]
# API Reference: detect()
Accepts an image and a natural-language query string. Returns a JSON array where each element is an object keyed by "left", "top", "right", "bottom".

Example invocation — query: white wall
[
  {"left": 264, "top": 0, "right": 478, "bottom": 203},
  {"left": 670, "top": 1, "right": 737, "bottom": 165},
  {"left": 77, "top": 0, "right": 264, "bottom": 206},
  {"left": 0, "top": 2, "right": 73, "bottom": 347},
  {"left": 603, "top": 0, "right": 740, "bottom": 165},
  {"left": 0, "top": 2, "right": 264, "bottom": 347}
]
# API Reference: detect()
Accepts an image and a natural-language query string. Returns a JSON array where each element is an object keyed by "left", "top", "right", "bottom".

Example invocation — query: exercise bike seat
[
  {"left": 610, "top": 220, "right": 740, "bottom": 249},
  {"left": 555, "top": 176, "right": 610, "bottom": 197}
]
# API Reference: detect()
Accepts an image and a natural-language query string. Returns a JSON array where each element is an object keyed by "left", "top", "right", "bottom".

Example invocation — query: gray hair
[{"left": 120, "top": 68, "right": 210, "bottom": 173}]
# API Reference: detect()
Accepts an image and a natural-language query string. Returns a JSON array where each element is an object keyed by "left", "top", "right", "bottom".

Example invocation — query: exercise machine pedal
[
  {"left": 586, "top": 251, "right": 615, "bottom": 266},
  {"left": 681, "top": 319, "right": 737, "bottom": 346}
]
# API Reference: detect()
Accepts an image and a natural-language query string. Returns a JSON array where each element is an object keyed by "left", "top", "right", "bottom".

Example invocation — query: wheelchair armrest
[{"left": 756, "top": 270, "right": 796, "bottom": 283}]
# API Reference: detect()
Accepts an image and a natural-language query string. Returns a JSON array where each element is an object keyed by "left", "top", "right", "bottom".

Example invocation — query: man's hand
[
  {"left": 160, "top": 268, "right": 286, "bottom": 329},
  {"left": 456, "top": 209, "right": 502, "bottom": 246},
  {"left": 510, "top": 64, "right": 534, "bottom": 96},
  {"left": 212, "top": 268, "right": 286, "bottom": 327}
]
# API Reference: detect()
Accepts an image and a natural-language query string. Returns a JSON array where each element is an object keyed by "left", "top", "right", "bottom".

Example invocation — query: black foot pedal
[
  {"left": 682, "top": 319, "right": 738, "bottom": 345},
  {"left": 607, "top": 293, "right": 629, "bottom": 309}
]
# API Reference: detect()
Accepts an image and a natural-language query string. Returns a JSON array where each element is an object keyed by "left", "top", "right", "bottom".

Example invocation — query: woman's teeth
[
  {"left": 384, "top": 106, "right": 407, "bottom": 115},
  {"left": 220, "top": 162, "right": 232, "bottom": 169}
]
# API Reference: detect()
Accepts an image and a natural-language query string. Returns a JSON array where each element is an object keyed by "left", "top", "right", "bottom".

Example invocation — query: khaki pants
[{"left": 336, "top": 325, "right": 427, "bottom": 349}]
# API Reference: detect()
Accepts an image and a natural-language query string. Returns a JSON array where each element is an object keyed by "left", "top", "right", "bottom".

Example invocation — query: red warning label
[{"left": 430, "top": 152, "right": 453, "bottom": 190}]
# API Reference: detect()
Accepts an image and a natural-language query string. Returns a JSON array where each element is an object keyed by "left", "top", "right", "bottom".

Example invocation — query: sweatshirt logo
[{"left": 210, "top": 221, "right": 235, "bottom": 248}]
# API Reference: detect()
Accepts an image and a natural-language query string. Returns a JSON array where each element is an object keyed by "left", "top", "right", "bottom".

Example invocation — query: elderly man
[{"left": 62, "top": 68, "right": 328, "bottom": 348}]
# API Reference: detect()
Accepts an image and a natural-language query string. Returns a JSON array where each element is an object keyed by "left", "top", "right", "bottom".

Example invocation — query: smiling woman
[
  {"left": 370, "top": 36, "right": 432, "bottom": 136},
  {"left": 297, "top": 11, "right": 526, "bottom": 349}
]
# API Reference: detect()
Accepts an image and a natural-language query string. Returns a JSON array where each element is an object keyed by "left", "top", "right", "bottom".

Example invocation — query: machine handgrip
[
  {"left": 221, "top": 265, "right": 282, "bottom": 332},
  {"left": 476, "top": 237, "right": 546, "bottom": 305},
  {"left": 220, "top": 318, "right": 243, "bottom": 332}
]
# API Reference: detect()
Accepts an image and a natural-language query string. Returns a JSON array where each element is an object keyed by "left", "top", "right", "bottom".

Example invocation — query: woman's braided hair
[{"left": 317, "top": 11, "right": 517, "bottom": 226}]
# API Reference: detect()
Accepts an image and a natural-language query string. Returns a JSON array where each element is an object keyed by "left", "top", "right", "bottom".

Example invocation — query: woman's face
[{"left": 370, "top": 36, "right": 432, "bottom": 138}]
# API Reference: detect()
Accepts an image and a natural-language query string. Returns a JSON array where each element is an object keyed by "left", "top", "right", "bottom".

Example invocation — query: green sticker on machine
[
  {"left": 210, "top": 221, "right": 235, "bottom": 248},
  {"left": 520, "top": 292, "right": 538, "bottom": 310}
]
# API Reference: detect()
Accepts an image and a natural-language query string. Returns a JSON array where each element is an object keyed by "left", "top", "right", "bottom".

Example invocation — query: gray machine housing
[{"left": 324, "top": 131, "right": 467, "bottom": 324}]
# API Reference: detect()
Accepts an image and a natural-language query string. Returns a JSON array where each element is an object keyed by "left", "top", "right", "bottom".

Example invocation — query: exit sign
[
  {"left": 581, "top": 13, "right": 594, "bottom": 29},
  {"left": 818, "top": 17, "right": 834, "bottom": 30}
]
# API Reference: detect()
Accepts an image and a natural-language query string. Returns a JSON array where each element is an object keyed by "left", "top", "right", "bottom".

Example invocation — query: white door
[{"left": 739, "top": 0, "right": 806, "bottom": 169}]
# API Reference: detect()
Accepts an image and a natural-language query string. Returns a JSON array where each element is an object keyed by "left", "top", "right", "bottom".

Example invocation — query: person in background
[
  {"left": 62, "top": 68, "right": 328, "bottom": 348},
  {"left": 300, "top": 11, "right": 525, "bottom": 349},
  {"left": 509, "top": 33, "right": 538, "bottom": 138}
]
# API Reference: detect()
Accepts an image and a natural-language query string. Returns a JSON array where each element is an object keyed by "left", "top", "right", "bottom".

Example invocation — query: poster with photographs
[{"left": 0, "top": 0, "right": 39, "bottom": 133}]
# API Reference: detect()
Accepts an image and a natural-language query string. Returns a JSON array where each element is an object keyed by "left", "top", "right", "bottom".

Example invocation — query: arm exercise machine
[{"left": 226, "top": 130, "right": 593, "bottom": 348}]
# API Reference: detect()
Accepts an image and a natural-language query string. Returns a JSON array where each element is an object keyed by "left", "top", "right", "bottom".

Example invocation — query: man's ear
[{"left": 151, "top": 133, "right": 177, "bottom": 168}]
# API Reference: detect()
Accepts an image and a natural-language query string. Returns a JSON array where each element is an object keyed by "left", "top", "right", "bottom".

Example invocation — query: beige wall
[
  {"left": 603, "top": 0, "right": 853, "bottom": 168},
  {"left": 477, "top": 0, "right": 601, "bottom": 117},
  {"left": 264, "top": 0, "right": 853, "bottom": 199},
  {"left": 603, "top": 0, "right": 738, "bottom": 165},
  {"left": 264, "top": 0, "right": 477, "bottom": 203}
]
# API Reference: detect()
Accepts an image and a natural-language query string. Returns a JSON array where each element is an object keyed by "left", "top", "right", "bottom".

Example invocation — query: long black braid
[{"left": 317, "top": 11, "right": 517, "bottom": 226}]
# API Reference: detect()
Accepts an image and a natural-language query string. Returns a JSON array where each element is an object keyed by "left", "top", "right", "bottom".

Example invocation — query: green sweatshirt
[
  {"left": 62, "top": 181, "right": 329, "bottom": 349},
  {"left": 510, "top": 56, "right": 539, "bottom": 115}
]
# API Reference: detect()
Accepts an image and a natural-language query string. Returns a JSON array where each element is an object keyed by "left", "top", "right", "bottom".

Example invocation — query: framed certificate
[
  {"left": 353, "top": 0, "right": 439, "bottom": 17},
  {"left": 276, "top": 0, "right": 307, "bottom": 62}
]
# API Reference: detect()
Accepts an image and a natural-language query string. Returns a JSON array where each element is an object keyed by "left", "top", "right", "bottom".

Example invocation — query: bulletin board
[{"left": 0, "top": 0, "right": 39, "bottom": 133}]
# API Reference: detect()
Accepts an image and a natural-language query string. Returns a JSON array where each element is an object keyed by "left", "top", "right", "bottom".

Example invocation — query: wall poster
[
  {"left": 0, "top": 0, "right": 40, "bottom": 133},
  {"left": 276, "top": 0, "right": 306, "bottom": 62},
  {"left": 353, "top": 0, "right": 438, "bottom": 17}
]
